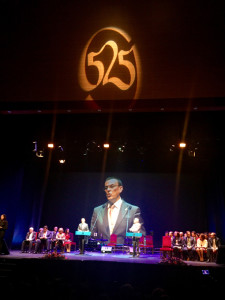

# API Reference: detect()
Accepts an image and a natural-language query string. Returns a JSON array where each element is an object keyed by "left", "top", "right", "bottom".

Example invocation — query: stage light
[
  {"left": 179, "top": 142, "right": 186, "bottom": 148},
  {"left": 169, "top": 144, "right": 176, "bottom": 152},
  {"left": 59, "top": 159, "right": 66, "bottom": 164},
  {"left": 48, "top": 143, "right": 54, "bottom": 149},
  {"left": 103, "top": 143, "right": 110, "bottom": 149},
  {"left": 188, "top": 150, "right": 196, "bottom": 157},
  {"left": 33, "top": 141, "right": 38, "bottom": 152},
  {"left": 118, "top": 145, "right": 126, "bottom": 152},
  {"left": 36, "top": 150, "right": 44, "bottom": 158}
]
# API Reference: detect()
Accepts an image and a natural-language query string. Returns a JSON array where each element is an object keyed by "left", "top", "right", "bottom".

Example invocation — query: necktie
[{"left": 109, "top": 204, "right": 115, "bottom": 235}]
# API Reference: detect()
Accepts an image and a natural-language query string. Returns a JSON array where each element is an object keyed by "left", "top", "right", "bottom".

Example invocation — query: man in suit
[
  {"left": 77, "top": 218, "right": 89, "bottom": 253},
  {"left": 34, "top": 225, "right": 51, "bottom": 253},
  {"left": 207, "top": 232, "right": 221, "bottom": 262},
  {"left": 182, "top": 231, "right": 195, "bottom": 261},
  {"left": 78, "top": 218, "right": 89, "bottom": 232},
  {"left": 90, "top": 177, "right": 146, "bottom": 244},
  {"left": 21, "top": 227, "right": 36, "bottom": 253}
]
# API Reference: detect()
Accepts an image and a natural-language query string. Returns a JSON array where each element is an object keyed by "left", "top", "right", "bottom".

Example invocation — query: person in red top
[{"left": 64, "top": 228, "right": 72, "bottom": 253}]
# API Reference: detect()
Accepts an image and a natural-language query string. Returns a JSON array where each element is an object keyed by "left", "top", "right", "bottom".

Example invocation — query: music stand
[{"left": 75, "top": 231, "right": 91, "bottom": 255}]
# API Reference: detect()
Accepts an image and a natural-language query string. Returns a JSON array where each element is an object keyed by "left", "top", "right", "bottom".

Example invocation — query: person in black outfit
[{"left": 0, "top": 214, "right": 9, "bottom": 254}]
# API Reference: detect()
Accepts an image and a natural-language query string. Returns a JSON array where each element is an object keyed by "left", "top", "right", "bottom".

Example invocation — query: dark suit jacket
[
  {"left": 90, "top": 199, "right": 146, "bottom": 244},
  {"left": 39, "top": 230, "right": 51, "bottom": 239},
  {"left": 25, "top": 231, "right": 36, "bottom": 241},
  {"left": 183, "top": 236, "right": 195, "bottom": 249},
  {"left": 208, "top": 237, "right": 221, "bottom": 248}
]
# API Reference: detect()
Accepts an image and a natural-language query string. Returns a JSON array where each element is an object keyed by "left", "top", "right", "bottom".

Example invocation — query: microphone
[
  {"left": 125, "top": 206, "right": 132, "bottom": 233},
  {"left": 90, "top": 204, "right": 106, "bottom": 233}
]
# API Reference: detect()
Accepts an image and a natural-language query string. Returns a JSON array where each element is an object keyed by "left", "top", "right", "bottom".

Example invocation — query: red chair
[
  {"left": 139, "top": 235, "right": 154, "bottom": 254},
  {"left": 107, "top": 234, "right": 117, "bottom": 252},
  {"left": 64, "top": 232, "right": 76, "bottom": 252},
  {"left": 160, "top": 236, "right": 173, "bottom": 258}
]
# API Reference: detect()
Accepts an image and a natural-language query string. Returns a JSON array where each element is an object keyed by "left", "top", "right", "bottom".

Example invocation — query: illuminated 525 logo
[{"left": 79, "top": 27, "right": 141, "bottom": 100}]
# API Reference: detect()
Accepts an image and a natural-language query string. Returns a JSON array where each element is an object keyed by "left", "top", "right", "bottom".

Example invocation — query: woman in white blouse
[{"left": 196, "top": 233, "right": 208, "bottom": 262}]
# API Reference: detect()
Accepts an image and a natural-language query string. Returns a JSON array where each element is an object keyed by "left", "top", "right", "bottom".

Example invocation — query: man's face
[{"left": 104, "top": 179, "right": 123, "bottom": 203}]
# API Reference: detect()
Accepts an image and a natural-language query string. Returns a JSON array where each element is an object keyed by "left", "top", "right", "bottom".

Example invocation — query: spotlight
[
  {"left": 118, "top": 145, "right": 126, "bottom": 153},
  {"left": 103, "top": 143, "right": 110, "bottom": 149},
  {"left": 179, "top": 142, "right": 186, "bottom": 148},
  {"left": 47, "top": 143, "right": 54, "bottom": 149},
  {"left": 169, "top": 144, "right": 176, "bottom": 152},
  {"left": 59, "top": 159, "right": 66, "bottom": 164}
]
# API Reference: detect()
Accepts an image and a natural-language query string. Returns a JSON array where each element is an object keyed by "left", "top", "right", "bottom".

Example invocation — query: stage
[
  {"left": 1, "top": 250, "right": 224, "bottom": 299},
  {"left": 0, "top": 250, "right": 221, "bottom": 267}
]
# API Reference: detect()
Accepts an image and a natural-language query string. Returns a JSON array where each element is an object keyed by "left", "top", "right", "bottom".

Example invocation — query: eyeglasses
[{"left": 103, "top": 184, "right": 119, "bottom": 191}]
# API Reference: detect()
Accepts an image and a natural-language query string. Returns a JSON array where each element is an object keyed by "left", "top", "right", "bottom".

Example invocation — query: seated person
[
  {"left": 207, "top": 232, "right": 221, "bottom": 262},
  {"left": 21, "top": 227, "right": 36, "bottom": 253},
  {"left": 64, "top": 228, "right": 72, "bottom": 253},
  {"left": 35, "top": 225, "right": 51, "bottom": 253},
  {"left": 182, "top": 231, "right": 195, "bottom": 261},
  {"left": 50, "top": 226, "right": 58, "bottom": 251},
  {"left": 171, "top": 231, "right": 183, "bottom": 258},
  {"left": 55, "top": 228, "right": 65, "bottom": 253},
  {"left": 196, "top": 233, "right": 208, "bottom": 262}
]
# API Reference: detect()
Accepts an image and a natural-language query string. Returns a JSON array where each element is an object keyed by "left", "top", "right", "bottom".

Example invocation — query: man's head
[
  {"left": 104, "top": 177, "right": 123, "bottom": 204},
  {"left": 29, "top": 227, "right": 34, "bottom": 233},
  {"left": 81, "top": 218, "right": 86, "bottom": 223}
]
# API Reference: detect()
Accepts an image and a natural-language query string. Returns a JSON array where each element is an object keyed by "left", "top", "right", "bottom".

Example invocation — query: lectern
[{"left": 75, "top": 231, "right": 91, "bottom": 254}]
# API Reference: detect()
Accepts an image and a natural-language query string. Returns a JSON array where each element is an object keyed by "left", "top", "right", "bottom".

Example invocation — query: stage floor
[{"left": 0, "top": 250, "right": 221, "bottom": 267}]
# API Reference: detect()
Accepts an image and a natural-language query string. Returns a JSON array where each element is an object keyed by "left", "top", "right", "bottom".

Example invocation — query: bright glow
[
  {"left": 59, "top": 159, "right": 66, "bottom": 164},
  {"left": 79, "top": 27, "right": 141, "bottom": 100},
  {"left": 103, "top": 143, "right": 110, "bottom": 149},
  {"left": 179, "top": 142, "right": 186, "bottom": 148},
  {"left": 47, "top": 143, "right": 54, "bottom": 149}
]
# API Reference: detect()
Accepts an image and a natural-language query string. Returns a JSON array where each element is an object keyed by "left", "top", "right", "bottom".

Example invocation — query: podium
[
  {"left": 126, "top": 232, "right": 142, "bottom": 238},
  {"left": 75, "top": 231, "right": 91, "bottom": 254},
  {"left": 126, "top": 232, "right": 142, "bottom": 257}
]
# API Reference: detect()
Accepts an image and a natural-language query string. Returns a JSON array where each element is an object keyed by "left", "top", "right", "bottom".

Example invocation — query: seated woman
[
  {"left": 196, "top": 233, "right": 208, "bottom": 262},
  {"left": 55, "top": 228, "right": 65, "bottom": 253},
  {"left": 64, "top": 228, "right": 72, "bottom": 253}
]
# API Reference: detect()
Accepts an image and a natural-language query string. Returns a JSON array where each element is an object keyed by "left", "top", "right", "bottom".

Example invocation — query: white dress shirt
[{"left": 108, "top": 198, "right": 122, "bottom": 235}]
